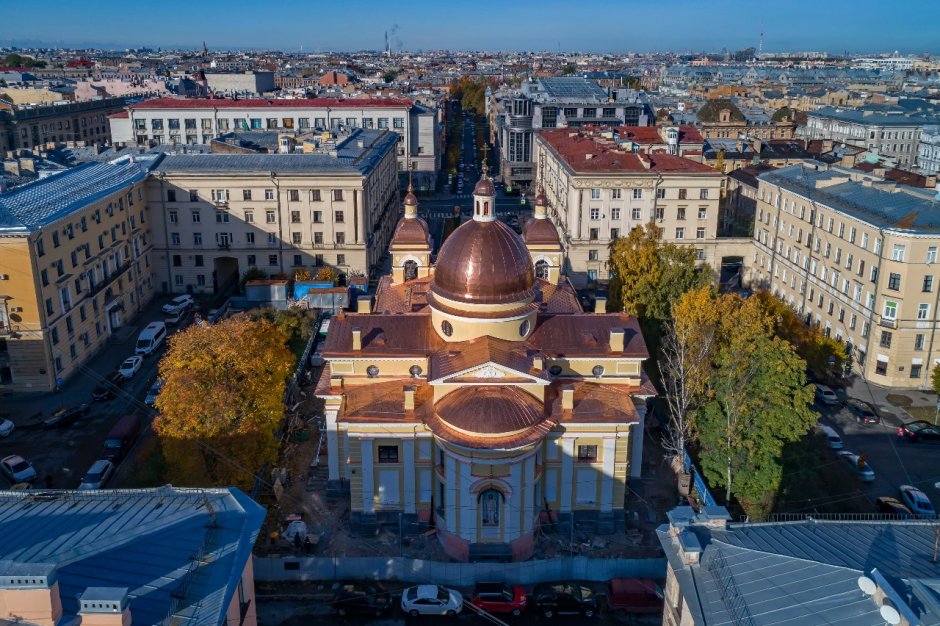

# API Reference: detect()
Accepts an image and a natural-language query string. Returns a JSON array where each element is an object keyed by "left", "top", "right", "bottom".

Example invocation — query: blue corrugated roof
[
  {"left": 0, "top": 487, "right": 265, "bottom": 626},
  {"left": 0, "top": 156, "right": 158, "bottom": 235}
]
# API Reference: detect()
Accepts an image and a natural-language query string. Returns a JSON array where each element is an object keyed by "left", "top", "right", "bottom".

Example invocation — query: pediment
[{"left": 430, "top": 360, "right": 547, "bottom": 385}]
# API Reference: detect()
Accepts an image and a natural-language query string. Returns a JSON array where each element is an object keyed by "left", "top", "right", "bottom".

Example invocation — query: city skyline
[{"left": 1, "top": 0, "right": 939, "bottom": 55}]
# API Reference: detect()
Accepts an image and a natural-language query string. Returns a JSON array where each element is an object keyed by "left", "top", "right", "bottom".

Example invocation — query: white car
[
  {"left": 0, "top": 418, "right": 14, "bottom": 437},
  {"left": 836, "top": 451, "right": 875, "bottom": 482},
  {"left": 1, "top": 455, "right": 37, "bottom": 483},
  {"left": 118, "top": 356, "right": 143, "bottom": 379},
  {"left": 814, "top": 384, "right": 839, "bottom": 406},
  {"left": 401, "top": 585, "right": 463, "bottom": 617},
  {"left": 899, "top": 485, "right": 936, "bottom": 517},
  {"left": 78, "top": 460, "right": 114, "bottom": 490},
  {"left": 162, "top": 295, "right": 194, "bottom": 314}
]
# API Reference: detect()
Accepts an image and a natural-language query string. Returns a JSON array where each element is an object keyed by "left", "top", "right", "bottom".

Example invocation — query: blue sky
[{"left": 1, "top": 0, "right": 938, "bottom": 54}]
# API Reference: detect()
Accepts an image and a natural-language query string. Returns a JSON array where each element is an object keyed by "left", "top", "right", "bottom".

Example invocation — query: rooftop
[
  {"left": 129, "top": 96, "right": 413, "bottom": 110},
  {"left": 810, "top": 105, "right": 940, "bottom": 126},
  {"left": 536, "top": 77, "right": 610, "bottom": 102},
  {"left": 0, "top": 486, "right": 265, "bottom": 626}
]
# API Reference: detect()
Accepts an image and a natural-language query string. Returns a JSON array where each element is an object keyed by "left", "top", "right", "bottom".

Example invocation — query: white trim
[{"left": 429, "top": 360, "right": 548, "bottom": 385}]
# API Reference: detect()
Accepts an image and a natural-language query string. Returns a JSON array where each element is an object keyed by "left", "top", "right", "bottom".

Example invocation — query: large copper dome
[{"left": 431, "top": 219, "right": 534, "bottom": 305}]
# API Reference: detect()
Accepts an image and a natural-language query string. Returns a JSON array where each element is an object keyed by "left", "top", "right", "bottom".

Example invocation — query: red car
[
  {"left": 607, "top": 578, "right": 664, "bottom": 614},
  {"left": 470, "top": 582, "right": 527, "bottom": 616}
]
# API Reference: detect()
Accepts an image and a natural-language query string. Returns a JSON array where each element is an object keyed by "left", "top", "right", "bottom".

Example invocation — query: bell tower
[
  {"left": 389, "top": 165, "right": 432, "bottom": 285},
  {"left": 522, "top": 160, "right": 563, "bottom": 284}
]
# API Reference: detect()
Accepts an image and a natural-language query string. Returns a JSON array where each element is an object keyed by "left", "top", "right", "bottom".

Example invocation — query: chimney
[
  {"left": 356, "top": 295, "right": 372, "bottom": 314},
  {"left": 594, "top": 297, "right": 607, "bottom": 314},
  {"left": 0, "top": 565, "right": 62, "bottom": 626},
  {"left": 609, "top": 328, "right": 625, "bottom": 352},
  {"left": 752, "top": 138, "right": 762, "bottom": 155},
  {"left": 561, "top": 385, "right": 574, "bottom": 410},
  {"left": 351, "top": 327, "right": 362, "bottom": 351},
  {"left": 532, "top": 356, "right": 543, "bottom": 371},
  {"left": 403, "top": 385, "right": 415, "bottom": 411},
  {"left": 330, "top": 376, "right": 343, "bottom": 389},
  {"left": 77, "top": 588, "right": 130, "bottom": 626}
]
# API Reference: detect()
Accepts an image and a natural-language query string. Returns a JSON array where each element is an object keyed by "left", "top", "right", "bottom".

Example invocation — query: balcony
[
  {"left": 507, "top": 115, "right": 532, "bottom": 130},
  {"left": 214, "top": 200, "right": 229, "bottom": 208},
  {"left": 879, "top": 318, "right": 897, "bottom": 329}
]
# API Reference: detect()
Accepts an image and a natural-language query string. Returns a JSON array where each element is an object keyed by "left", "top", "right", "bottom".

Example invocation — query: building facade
[
  {"left": 535, "top": 129, "right": 725, "bottom": 288},
  {"left": 917, "top": 125, "right": 940, "bottom": 175},
  {"left": 316, "top": 175, "right": 653, "bottom": 562},
  {"left": 0, "top": 97, "right": 127, "bottom": 153},
  {"left": 0, "top": 157, "right": 157, "bottom": 392},
  {"left": 147, "top": 129, "right": 400, "bottom": 295},
  {"left": 752, "top": 163, "right": 940, "bottom": 388},
  {"left": 114, "top": 97, "right": 441, "bottom": 187}
]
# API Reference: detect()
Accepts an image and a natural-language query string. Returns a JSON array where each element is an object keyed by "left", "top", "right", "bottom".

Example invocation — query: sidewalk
[{"left": 843, "top": 375, "right": 936, "bottom": 424}]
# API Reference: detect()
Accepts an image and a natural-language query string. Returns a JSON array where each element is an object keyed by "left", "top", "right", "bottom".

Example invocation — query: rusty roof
[
  {"left": 522, "top": 217, "right": 562, "bottom": 246},
  {"left": 527, "top": 314, "right": 648, "bottom": 358},
  {"left": 547, "top": 381, "right": 640, "bottom": 423},
  {"left": 341, "top": 380, "right": 432, "bottom": 421}
]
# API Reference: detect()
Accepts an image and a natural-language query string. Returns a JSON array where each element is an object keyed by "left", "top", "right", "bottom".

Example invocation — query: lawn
[{"left": 905, "top": 405, "right": 939, "bottom": 423}]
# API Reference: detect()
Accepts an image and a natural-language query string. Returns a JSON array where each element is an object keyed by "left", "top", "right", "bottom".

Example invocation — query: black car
[
  {"left": 846, "top": 399, "right": 880, "bottom": 424},
  {"left": 42, "top": 403, "right": 90, "bottom": 428},
  {"left": 532, "top": 581, "right": 597, "bottom": 619},
  {"left": 330, "top": 582, "right": 391, "bottom": 617},
  {"left": 92, "top": 372, "right": 125, "bottom": 401},
  {"left": 876, "top": 496, "right": 913, "bottom": 518},
  {"left": 897, "top": 420, "right": 940, "bottom": 443}
]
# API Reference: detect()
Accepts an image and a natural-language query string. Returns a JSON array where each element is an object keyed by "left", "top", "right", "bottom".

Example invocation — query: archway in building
[
  {"left": 719, "top": 256, "right": 744, "bottom": 292},
  {"left": 480, "top": 489, "right": 502, "bottom": 529},
  {"left": 213, "top": 257, "right": 239, "bottom": 296},
  {"left": 534, "top": 259, "right": 549, "bottom": 280},
  {"left": 404, "top": 260, "right": 418, "bottom": 281}
]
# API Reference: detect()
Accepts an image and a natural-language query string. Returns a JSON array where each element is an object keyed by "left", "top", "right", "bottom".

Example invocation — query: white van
[
  {"left": 820, "top": 424, "right": 843, "bottom": 450},
  {"left": 135, "top": 321, "right": 167, "bottom": 356}
]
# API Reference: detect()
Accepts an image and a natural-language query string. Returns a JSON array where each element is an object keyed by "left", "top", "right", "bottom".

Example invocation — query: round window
[
  {"left": 592, "top": 365, "right": 605, "bottom": 378},
  {"left": 519, "top": 319, "right": 530, "bottom": 336},
  {"left": 409, "top": 365, "right": 423, "bottom": 377},
  {"left": 441, "top": 320, "right": 453, "bottom": 337},
  {"left": 366, "top": 365, "right": 380, "bottom": 378},
  {"left": 549, "top": 365, "right": 562, "bottom": 376}
]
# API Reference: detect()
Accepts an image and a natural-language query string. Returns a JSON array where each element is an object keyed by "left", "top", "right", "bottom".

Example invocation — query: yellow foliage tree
[
  {"left": 154, "top": 314, "right": 294, "bottom": 490},
  {"left": 293, "top": 268, "right": 313, "bottom": 282}
]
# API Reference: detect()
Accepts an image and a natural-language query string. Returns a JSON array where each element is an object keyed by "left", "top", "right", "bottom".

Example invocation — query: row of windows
[
  {"left": 169, "top": 208, "right": 345, "bottom": 224},
  {"left": 168, "top": 188, "right": 344, "bottom": 203},
  {"left": 169, "top": 228, "right": 348, "bottom": 246},
  {"left": 588, "top": 188, "right": 710, "bottom": 201},
  {"left": 137, "top": 116, "right": 406, "bottom": 132}
]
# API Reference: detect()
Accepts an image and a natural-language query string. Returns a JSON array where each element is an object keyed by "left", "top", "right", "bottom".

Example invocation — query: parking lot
[{"left": 0, "top": 296, "right": 185, "bottom": 489}]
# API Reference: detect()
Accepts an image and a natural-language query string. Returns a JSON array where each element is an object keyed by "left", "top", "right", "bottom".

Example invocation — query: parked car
[
  {"left": 814, "top": 384, "right": 839, "bottom": 406},
  {"left": 876, "top": 496, "right": 913, "bottom": 518},
  {"left": 92, "top": 371, "right": 125, "bottom": 401},
  {"left": 78, "top": 459, "right": 114, "bottom": 490},
  {"left": 0, "top": 418, "right": 14, "bottom": 438},
  {"left": 470, "top": 582, "right": 527, "bottom": 616},
  {"left": 897, "top": 420, "right": 940, "bottom": 444},
  {"left": 606, "top": 578, "right": 664, "bottom": 615},
  {"left": 165, "top": 308, "right": 189, "bottom": 327},
  {"left": 837, "top": 451, "right": 875, "bottom": 482},
  {"left": 162, "top": 295, "right": 194, "bottom": 314},
  {"left": 309, "top": 344, "right": 325, "bottom": 368},
  {"left": 118, "top": 356, "right": 143, "bottom": 379},
  {"left": 1, "top": 455, "right": 37, "bottom": 483},
  {"left": 42, "top": 403, "right": 90, "bottom": 428},
  {"left": 532, "top": 581, "right": 597, "bottom": 619},
  {"left": 400, "top": 585, "right": 463, "bottom": 617},
  {"left": 330, "top": 582, "right": 391, "bottom": 617},
  {"left": 100, "top": 415, "right": 143, "bottom": 463},
  {"left": 819, "top": 424, "right": 843, "bottom": 450},
  {"left": 846, "top": 399, "right": 880, "bottom": 424},
  {"left": 899, "top": 485, "right": 936, "bottom": 517},
  {"left": 144, "top": 380, "right": 165, "bottom": 407}
]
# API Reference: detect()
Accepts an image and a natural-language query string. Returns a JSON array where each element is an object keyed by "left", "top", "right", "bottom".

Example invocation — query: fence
[
  {"left": 254, "top": 555, "right": 667, "bottom": 586},
  {"left": 683, "top": 451, "right": 717, "bottom": 508}
]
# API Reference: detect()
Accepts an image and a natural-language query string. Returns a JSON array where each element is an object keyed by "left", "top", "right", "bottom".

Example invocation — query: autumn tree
[
  {"left": 154, "top": 315, "right": 294, "bottom": 490},
  {"left": 659, "top": 286, "right": 718, "bottom": 462},
  {"left": 932, "top": 364, "right": 940, "bottom": 395},
  {"left": 315, "top": 267, "right": 339, "bottom": 284},
  {"left": 292, "top": 268, "right": 312, "bottom": 282},
  {"left": 696, "top": 295, "right": 816, "bottom": 518}
]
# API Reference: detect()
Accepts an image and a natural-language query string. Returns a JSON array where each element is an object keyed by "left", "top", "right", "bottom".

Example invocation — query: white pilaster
[
  {"left": 445, "top": 455, "right": 457, "bottom": 533},
  {"left": 360, "top": 439, "right": 374, "bottom": 514},
  {"left": 631, "top": 402, "right": 647, "bottom": 480},
  {"left": 325, "top": 409, "right": 339, "bottom": 481},
  {"left": 560, "top": 438, "right": 575, "bottom": 513},
  {"left": 403, "top": 439, "right": 416, "bottom": 514},
  {"left": 507, "top": 462, "right": 522, "bottom": 539},
  {"left": 523, "top": 456, "right": 535, "bottom": 532},
  {"left": 460, "top": 475, "right": 476, "bottom": 542},
  {"left": 601, "top": 438, "right": 616, "bottom": 512}
]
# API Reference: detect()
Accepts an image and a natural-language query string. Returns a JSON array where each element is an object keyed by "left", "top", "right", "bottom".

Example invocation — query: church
[{"left": 316, "top": 169, "right": 654, "bottom": 561}]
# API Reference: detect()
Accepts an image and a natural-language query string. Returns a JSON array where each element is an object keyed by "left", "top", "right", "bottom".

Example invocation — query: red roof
[
  {"left": 540, "top": 129, "right": 718, "bottom": 175},
  {"left": 129, "top": 96, "right": 413, "bottom": 110},
  {"left": 616, "top": 126, "right": 663, "bottom": 144},
  {"left": 108, "top": 111, "right": 128, "bottom": 119},
  {"left": 678, "top": 125, "right": 704, "bottom": 143}
]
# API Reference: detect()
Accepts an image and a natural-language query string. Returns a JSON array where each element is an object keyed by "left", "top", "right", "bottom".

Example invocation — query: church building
[{"left": 316, "top": 170, "right": 654, "bottom": 561}]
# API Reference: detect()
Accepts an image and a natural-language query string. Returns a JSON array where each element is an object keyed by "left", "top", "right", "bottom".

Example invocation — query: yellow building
[
  {"left": 0, "top": 157, "right": 157, "bottom": 391},
  {"left": 317, "top": 172, "right": 654, "bottom": 561}
]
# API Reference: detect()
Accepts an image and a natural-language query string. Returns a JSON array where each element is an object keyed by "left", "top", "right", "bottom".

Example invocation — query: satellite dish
[
  {"left": 880, "top": 604, "right": 901, "bottom": 625},
  {"left": 857, "top": 576, "right": 877, "bottom": 596}
]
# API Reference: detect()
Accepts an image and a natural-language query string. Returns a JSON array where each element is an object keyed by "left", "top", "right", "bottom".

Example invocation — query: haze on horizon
[{"left": 1, "top": 0, "right": 938, "bottom": 55}]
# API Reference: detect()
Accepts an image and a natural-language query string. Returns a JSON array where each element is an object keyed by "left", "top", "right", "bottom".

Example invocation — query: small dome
[
  {"left": 390, "top": 216, "right": 430, "bottom": 248},
  {"left": 403, "top": 189, "right": 418, "bottom": 206},
  {"left": 431, "top": 219, "right": 534, "bottom": 305},
  {"left": 523, "top": 218, "right": 561, "bottom": 246},
  {"left": 473, "top": 175, "right": 495, "bottom": 197}
]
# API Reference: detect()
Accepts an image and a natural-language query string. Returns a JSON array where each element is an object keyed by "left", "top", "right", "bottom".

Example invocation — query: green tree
[
  {"left": 696, "top": 295, "right": 816, "bottom": 518},
  {"left": 383, "top": 69, "right": 398, "bottom": 83},
  {"left": 931, "top": 364, "right": 940, "bottom": 395},
  {"left": 562, "top": 65, "right": 577, "bottom": 76},
  {"left": 239, "top": 267, "right": 267, "bottom": 292},
  {"left": 154, "top": 315, "right": 294, "bottom": 490}
]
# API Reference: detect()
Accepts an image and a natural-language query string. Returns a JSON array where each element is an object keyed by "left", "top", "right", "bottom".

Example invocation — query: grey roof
[
  {"left": 659, "top": 515, "right": 940, "bottom": 626},
  {"left": 0, "top": 486, "right": 265, "bottom": 626},
  {"left": 809, "top": 105, "right": 940, "bottom": 127},
  {"left": 760, "top": 165, "right": 940, "bottom": 234},
  {"left": 0, "top": 156, "right": 157, "bottom": 235},
  {"left": 533, "top": 77, "right": 609, "bottom": 102},
  {"left": 156, "top": 128, "right": 397, "bottom": 176}
]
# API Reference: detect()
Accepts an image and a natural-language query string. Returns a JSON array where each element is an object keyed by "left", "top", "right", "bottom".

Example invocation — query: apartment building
[
  {"left": 917, "top": 125, "right": 940, "bottom": 175},
  {"left": 0, "top": 97, "right": 127, "bottom": 152},
  {"left": 752, "top": 163, "right": 940, "bottom": 388},
  {"left": 113, "top": 96, "right": 440, "bottom": 187},
  {"left": 535, "top": 129, "right": 725, "bottom": 288},
  {"left": 0, "top": 157, "right": 157, "bottom": 392},
  {"left": 147, "top": 128, "right": 399, "bottom": 294}
]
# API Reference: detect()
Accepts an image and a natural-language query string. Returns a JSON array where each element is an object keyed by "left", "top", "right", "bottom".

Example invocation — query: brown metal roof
[
  {"left": 341, "top": 379, "right": 432, "bottom": 421},
  {"left": 389, "top": 216, "right": 431, "bottom": 249},
  {"left": 546, "top": 381, "right": 640, "bottom": 423},
  {"left": 527, "top": 313, "right": 649, "bottom": 358},
  {"left": 429, "top": 336, "right": 539, "bottom": 380},
  {"left": 436, "top": 386, "right": 546, "bottom": 434},
  {"left": 322, "top": 313, "right": 444, "bottom": 356},
  {"left": 522, "top": 217, "right": 561, "bottom": 246}
]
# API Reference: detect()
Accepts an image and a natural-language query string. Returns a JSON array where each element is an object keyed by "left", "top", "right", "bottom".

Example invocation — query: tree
[
  {"left": 659, "top": 287, "right": 718, "bottom": 462},
  {"left": 315, "top": 267, "right": 339, "bottom": 284},
  {"left": 239, "top": 267, "right": 267, "bottom": 292},
  {"left": 562, "top": 65, "right": 577, "bottom": 76},
  {"left": 714, "top": 149, "right": 725, "bottom": 173},
  {"left": 154, "top": 315, "right": 294, "bottom": 490},
  {"left": 383, "top": 69, "right": 398, "bottom": 83},
  {"left": 931, "top": 364, "right": 940, "bottom": 395},
  {"left": 696, "top": 295, "right": 816, "bottom": 518},
  {"left": 292, "top": 268, "right": 312, "bottom": 282}
]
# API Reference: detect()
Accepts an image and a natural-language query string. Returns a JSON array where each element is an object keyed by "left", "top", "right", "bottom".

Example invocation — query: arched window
[
  {"left": 534, "top": 260, "right": 549, "bottom": 280},
  {"left": 403, "top": 259, "right": 418, "bottom": 281},
  {"left": 480, "top": 489, "right": 501, "bottom": 526},
  {"left": 483, "top": 201, "right": 489, "bottom": 216}
]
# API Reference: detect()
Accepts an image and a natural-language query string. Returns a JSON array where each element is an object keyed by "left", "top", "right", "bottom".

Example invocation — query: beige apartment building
[
  {"left": 0, "top": 157, "right": 157, "bottom": 392},
  {"left": 753, "top": 163, "right": 940, "bottom": 388},
  {"left": 147, "top": 128, "right": 399, "bottom": 294},
  {"left": 534, "top": 129, "right": 725, "bottom": 288}
]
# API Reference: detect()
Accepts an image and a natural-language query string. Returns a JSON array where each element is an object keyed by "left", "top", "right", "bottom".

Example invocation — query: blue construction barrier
[{"left": 683, "top": 451, "right": 717, "bottom": 508}]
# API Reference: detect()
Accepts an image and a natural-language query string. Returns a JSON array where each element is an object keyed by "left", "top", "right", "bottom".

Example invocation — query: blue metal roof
[
  {"left": 0, "top": 487, "right": 265, "bottom": 626},
  {"left": 0, "top": 156, "right": 157, "bottom": 235}
]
